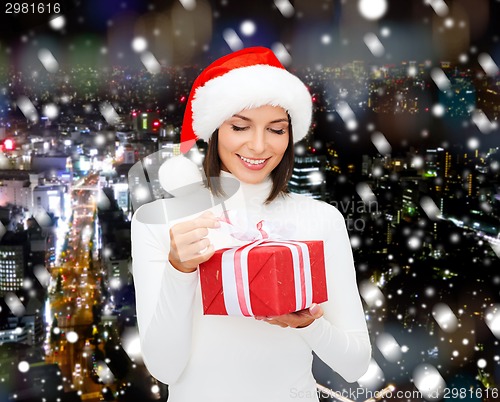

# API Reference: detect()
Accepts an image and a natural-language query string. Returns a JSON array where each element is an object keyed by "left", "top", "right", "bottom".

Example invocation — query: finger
[
  {"left": 192, "top": 216, "right": 220, "bottom": 229},
  {"left": 177, "top": 243, "right": 215, "bottom": 267},
  {"left": 264, "top": 318, "right": 288, "bottom": 328},
  {"left": 178, "top": 227, "right": 210, "bottom": 244},
  {"left": 171, "top": 226, "right": 211, "bottom": 252},
  {"left": 309, "top": 303, "right": 323, "bottom": 319},
  {"left": 189, "top": 244, "right": 216, "bottom": 265},
  {"left": 199, "top": 210, "right": 217, "bottom": 219},
  {"left": 173, "top": 217, "right": 220, "bottom": 235},
  {"left": 177, "top": 238, "right": 212, "bottom": 262},
  {"left": 266, "top": 311, "right": 314, "bottom": 328},
  {"left": 194, "top": 210, "right": 220, "bottom": 227}
]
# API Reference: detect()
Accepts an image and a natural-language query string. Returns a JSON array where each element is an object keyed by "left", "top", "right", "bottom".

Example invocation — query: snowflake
[
  {"left": 223, "top": 28, "right": 243, "bottom": 51},
  {"left": 49, "top": 15, "right": 66, "bottom": 30},
  {"left": 478, "top": 53, "right": 499, "bottom": 76},
  {"left": 18, "top": 361, "right": 30, "bottom": 373},
  {"left": 274, "top": 0, "right": 294, "bottom": 18},
  {"left": 358, "top": 0, "right": 387, "bottom": 20},
  {"left": 43, "top": 103, "right": 59, "bottom": 119},
  {"left": 364, "top": 33, "right": 385, "bottom": 57},
  {"left": 131, "top": 37, "right": 148, "bottom": 53},
  {"left": 38, "top": 48, "right": 59, "bottom": 73},
  {"left": 371, "top": 131, "right": 392, "bottom": 155},
  {"left": 240, "top": 20, "right": 257, "bottom": 36},
  {"left": 432, "top": 104, "right": 446, "bottom": 117}
]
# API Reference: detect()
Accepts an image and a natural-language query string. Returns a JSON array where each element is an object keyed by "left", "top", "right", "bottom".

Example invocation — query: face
[{"left": 217, "top": 105, "right": 290, "bottom": 184}]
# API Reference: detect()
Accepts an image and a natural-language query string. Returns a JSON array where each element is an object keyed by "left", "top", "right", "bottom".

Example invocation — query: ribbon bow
[
  {"left": 216, "top": 210, "right": 293, "bottom": 242},
  {"left": 216, "top": 210, "right": 312, "bottom": 317}
]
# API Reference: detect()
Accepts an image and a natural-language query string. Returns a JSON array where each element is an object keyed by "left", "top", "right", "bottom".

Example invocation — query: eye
[
  {"left": 269, "top": 128, "right": 286, "bottom": 135},
  {"left": 231, "top": 125, "right": 248, "bottom": 132}
]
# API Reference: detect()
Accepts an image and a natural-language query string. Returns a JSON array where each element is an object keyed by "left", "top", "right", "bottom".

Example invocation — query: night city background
[{"left": 0, "top": 0, "right": 499, "bottom": 401}]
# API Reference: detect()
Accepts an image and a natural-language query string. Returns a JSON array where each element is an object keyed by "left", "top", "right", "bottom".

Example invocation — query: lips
[
  {"left": 237, "top": 154, "right": 270, "bottom": 170},
  {"left": 238, "top": 155, "right": 267, "bottom": 165}
]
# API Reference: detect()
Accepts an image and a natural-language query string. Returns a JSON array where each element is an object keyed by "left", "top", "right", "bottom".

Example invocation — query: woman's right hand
[{"left": 168, "top": 211, "right": 220, "bottom": 273}]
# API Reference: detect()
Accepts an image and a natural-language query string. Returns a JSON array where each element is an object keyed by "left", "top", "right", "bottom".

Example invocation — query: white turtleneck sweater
[{"left": 131, "top": 171, "right": 371, "bottom": 402}]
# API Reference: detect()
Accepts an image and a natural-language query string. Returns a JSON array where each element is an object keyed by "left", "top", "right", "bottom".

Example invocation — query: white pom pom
[{"left": 159, "top": 155, "right": 203, "bottom": 196}]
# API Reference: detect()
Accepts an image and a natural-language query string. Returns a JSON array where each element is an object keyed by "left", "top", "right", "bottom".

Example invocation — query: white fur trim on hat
[{"left": 191, "top": 65, "right": 312, "bottom": 143}]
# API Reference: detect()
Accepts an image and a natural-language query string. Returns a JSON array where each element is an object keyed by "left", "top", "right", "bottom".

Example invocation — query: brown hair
[{"left": 202, "top": 123, "right": 295, "bottom": 204}]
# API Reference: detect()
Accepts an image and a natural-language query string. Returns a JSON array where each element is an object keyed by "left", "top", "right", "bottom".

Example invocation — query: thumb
[{"left": 309, "top": 303, "right": 323, "bottom": 319}]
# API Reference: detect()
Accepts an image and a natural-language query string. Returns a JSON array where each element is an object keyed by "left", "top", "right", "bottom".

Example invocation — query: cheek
[
  {"left": 218, "top": 130, "right": 240, "bottom": 153},
  {"left": 275, "top": 136, "right": 289, "bottom": 156}
]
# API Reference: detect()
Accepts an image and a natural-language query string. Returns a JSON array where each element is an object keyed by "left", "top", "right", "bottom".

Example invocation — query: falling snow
[
  {"left": 140, "top": 51, "right": 162, "bottom": 74},
  {"left": 358, "top": 0, "right": 388, "bottom": 20},
  {"left": 49, "top": 15, "right": 66, "bottom": 31},
  {"left": 42, "top": 103, "right": 59, "bottom": 120},
  {"left": 478, "top": 53, "right": 499, "bottom": 76},
  {"left": 18, "top": 361, "right": 30, "bottom": 373},
  {"left": 274, "top": 0, "right": 295, "bottom": 18},
  {"left": 426, "top": 0, "right": 449, "bottom": 17},
  {"left": 371, "top": 131, "right": 392, "bottom": 155},
  {"left": 472, "top": 109, "right": 498, "bottom": 133},
  {"left": 240, "top": 20, "right": 257, "bottom": 37},
  {"left": 430, "top": 68, "right": 451, "bottom": 91},
  {"left": 432, "top": 103, "right": 446, "bottom": 117},
  {"left": 223, "top": 28, "right": 244, "bottom": 51},
  {"left": 0, "top": 1, "right": 498, "bottom": 400},
  {"left": 179, "top": 0, "right": 197, "bottom": 11},
  {"left": 364, "top": 33, "right": 385, "bottom": 57},
  {"left": 336, "top": 101, "right": 358, "bottom": 130},
  {"left": 131, "top": 37, "right": 148, "bottom": 53},
  {"left": 38, "top": 48, "right": 59, "bottom": 73}
]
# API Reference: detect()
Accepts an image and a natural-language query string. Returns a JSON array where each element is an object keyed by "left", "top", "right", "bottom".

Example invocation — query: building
[
  {"left": 288, "top": 155, "right": 326, "bottom": 200},
  {"left": 132, "top": 111, "right": 161, "bottom": 134},
  {"left": 0, "top": 171, "right": 35, "bottom": 212},
  {"left": 0, "top": 169, "right": 67, "bottom": 218},
  {"left": 33, "top": 184, "right": 66, "bottom": 218},
  {"left": 103, "top": 244, "right": 132, "bottom": 292},
  {"left": 439, "top": 77, "right": 476, "bottom": 118},
  {"left": 97, "top": 189, "right": 132, "bottom": 292},
  {"left": 31, "top": 155, "right": 73, "bottom": 182},
  {"left": 0, "top": 298, "right": 44, "bottom": 346},
  {"left": 0, "top": 232, "right": 28, "bottom": 296}
]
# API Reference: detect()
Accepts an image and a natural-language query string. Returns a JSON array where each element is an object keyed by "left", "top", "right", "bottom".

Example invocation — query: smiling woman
[{"left": 131, "top": 47, "right": 371, "bottom": 402}]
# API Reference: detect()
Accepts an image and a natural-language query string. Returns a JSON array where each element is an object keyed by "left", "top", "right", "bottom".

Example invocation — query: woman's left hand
[{"left": 255, "top": 303, "right": 323, "bottom": 329}]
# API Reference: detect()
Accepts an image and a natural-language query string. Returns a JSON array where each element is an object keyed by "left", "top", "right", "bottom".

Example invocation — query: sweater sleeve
[
  {"left": 131, "top": 210, "right": 198, "bottom": 385},
  {"left": 295, "top": 206, "right": 371, "bottom": 383}
]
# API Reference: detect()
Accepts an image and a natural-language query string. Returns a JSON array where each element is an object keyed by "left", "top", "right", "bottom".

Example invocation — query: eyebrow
[{"left": 232, "top": 114, "right": 289, "bottom": 124}]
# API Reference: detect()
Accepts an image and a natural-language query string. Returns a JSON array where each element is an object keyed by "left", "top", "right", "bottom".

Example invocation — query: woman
[{"left": 132, "top": 47, "right": 371, "bottom": 401}]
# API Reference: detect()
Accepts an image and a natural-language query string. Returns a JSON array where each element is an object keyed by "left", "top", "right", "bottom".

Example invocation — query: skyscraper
[
  {"left": 0, "top": 233, "right": 27, "bottom": 296},
  {"left": 288, "top": 155, "right": 326, "bottom": 200}
]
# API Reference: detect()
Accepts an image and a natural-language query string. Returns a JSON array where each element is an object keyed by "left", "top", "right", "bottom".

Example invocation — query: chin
[{"left": 235, "top": 171, "right": 268, "bottom": 184}]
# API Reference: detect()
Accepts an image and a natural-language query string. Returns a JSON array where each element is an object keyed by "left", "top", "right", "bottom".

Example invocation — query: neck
[{"left": 219, "top": 170, "right": 273, "bottom": 205}]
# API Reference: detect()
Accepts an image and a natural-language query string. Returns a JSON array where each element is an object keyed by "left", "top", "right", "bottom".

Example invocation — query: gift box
[{"left": 199, "top": 240, "right": 327, "bottom": 317}]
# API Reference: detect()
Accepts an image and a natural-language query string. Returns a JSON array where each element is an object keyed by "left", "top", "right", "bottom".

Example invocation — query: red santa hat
[{"left": 180, "top": 46, "right": 312, "bottom": 154}]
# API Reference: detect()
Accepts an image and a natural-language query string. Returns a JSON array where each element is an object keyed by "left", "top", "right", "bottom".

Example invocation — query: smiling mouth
[{"left": 237, "top": 154, "right": 269, "bottom": 165}]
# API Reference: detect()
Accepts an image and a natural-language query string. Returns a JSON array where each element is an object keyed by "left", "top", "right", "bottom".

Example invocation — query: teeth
[{"left": 239, "top": 155, "right": 266, "bottom": 165}]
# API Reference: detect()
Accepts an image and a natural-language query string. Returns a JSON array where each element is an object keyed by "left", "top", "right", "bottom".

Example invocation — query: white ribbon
[
  {"left": 215, "top": 210, "right": 296, "bottom": 243},
  {"left": 220, "top": 239, "right": 313, "bottom": 317}
]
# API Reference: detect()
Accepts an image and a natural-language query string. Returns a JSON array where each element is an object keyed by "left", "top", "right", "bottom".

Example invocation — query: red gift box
[{"left": 199, "top": 240, "right": 327, "bottom": 317}]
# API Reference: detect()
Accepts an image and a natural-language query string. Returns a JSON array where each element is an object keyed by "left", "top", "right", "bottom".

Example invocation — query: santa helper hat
[
  {"left": 161, "top": 47, "right": 312, "bottom": 194},
  {"left": 180, "top": 46, "right": 313, "bottom": 153}
]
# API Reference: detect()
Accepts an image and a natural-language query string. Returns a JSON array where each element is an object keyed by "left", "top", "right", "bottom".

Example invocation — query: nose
[{"left": 247, "top": 128, "right": 266, "bottom": 154}]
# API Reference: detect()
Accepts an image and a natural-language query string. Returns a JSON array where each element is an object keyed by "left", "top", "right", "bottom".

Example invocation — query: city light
[{"left": 3, "top": 138, "right": 14, "bottom": 150}]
